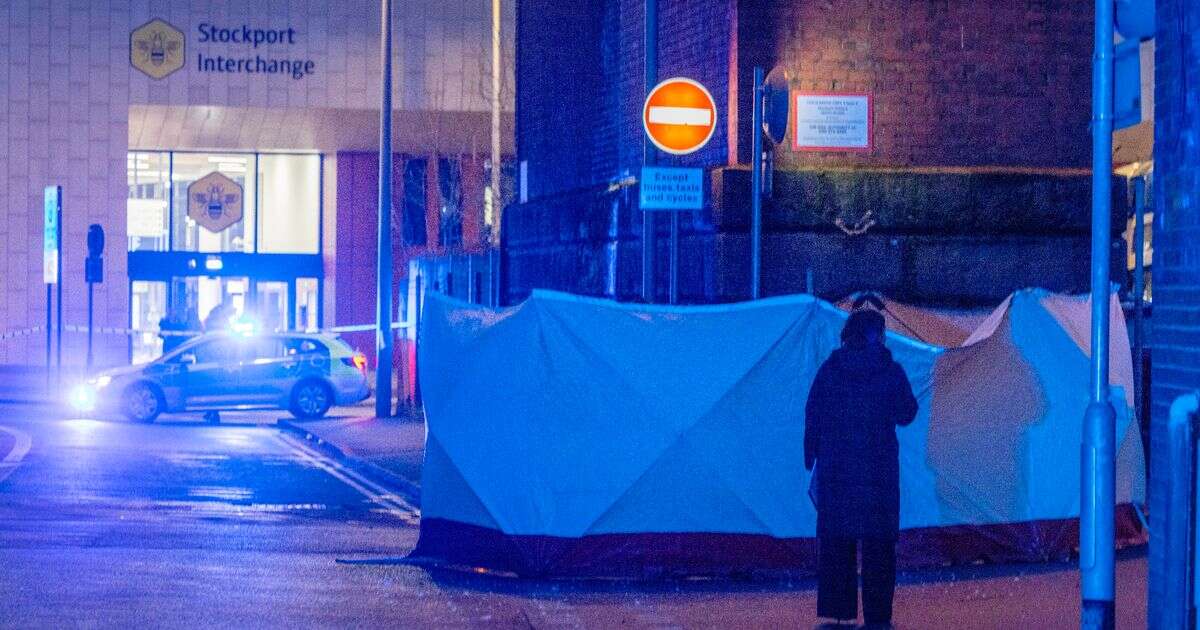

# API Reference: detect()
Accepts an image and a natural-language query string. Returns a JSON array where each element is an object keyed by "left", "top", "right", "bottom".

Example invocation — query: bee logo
[
  {"left": 187, "top": 172, "right": 244, "bottom": 233},
  {"left": 130, "top": 19, "right": 184, "bottom": 80}
]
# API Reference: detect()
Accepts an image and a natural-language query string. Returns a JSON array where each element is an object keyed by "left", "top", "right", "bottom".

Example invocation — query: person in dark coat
[{"left": 805, "top": 309, "right": 918, "bottom": 627}]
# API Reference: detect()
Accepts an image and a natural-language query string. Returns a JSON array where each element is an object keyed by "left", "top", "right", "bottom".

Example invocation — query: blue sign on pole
[
  {"left": 639, "top": 166, "right": 703, "bottom": 211},
  {"left": 1114, "top": 39, "right": 1142, "bottom": 131},
  {"left": 43, "top": 186, "right": 60, "bottom": 284}
]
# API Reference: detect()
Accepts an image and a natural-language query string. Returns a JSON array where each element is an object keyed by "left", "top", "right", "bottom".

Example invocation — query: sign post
[
  {"left": 85, "top": 224, "right": 105, "bottom": 371},
  {"left": 749, "top": 67, "right": 789, "bottom": 300},
  {"left": 751, "top": 68, "right": 764, "bottom": 299},
  {"left": 641, "top": 75, "right": 717, "bottom": 303},
  {"left": 641, "top": 0, "right": 658, "bottom": 304},
  {"left": 43, "top": 186, "right": 60, "bottom": 385}
]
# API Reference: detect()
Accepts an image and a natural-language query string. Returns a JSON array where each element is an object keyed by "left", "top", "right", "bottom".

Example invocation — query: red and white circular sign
[{"left": 642, "top": 77, "right": 718, "bottom": 155}]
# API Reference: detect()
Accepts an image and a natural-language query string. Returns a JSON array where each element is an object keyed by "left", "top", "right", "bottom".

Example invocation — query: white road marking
[
  {"left": 275, "top": 432, "right": 420, "bottom": 525},
  {"left": 647, "top": 105, "right": 712, "bottom": 126},
  {"left": 0, "top": 424, "right": 33, "bottom": 483}
]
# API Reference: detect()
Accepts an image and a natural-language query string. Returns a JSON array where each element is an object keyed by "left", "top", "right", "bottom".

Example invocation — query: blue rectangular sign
[
  {"left": 640, "top": 167, "right": 703, "bottom": 211},
  {"left": 43, "top": 186, "right": 60, "bottom": 284}
]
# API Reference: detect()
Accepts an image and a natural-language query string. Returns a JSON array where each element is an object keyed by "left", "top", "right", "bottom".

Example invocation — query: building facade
[
  {"left": 505, "top": 0, "right": 1129, "bottom": 305},
  {"left": 1148, "top": 0, "right": 1200, "bottom": 598},
  {"left": 0, "top": 0, "right": 514, "bottom": 367}
]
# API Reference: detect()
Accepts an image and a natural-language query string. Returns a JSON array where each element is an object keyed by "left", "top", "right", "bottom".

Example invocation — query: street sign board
[
  {"left": 792, "top": 93, "right": 872, "bottom": 151},
  {"left": 640, "top": 166, "right": 703, "bottom": 210},
  {"left": 763, "top": 70, "right": 790, "bottom": 145},
  {"left": 187, "top": 171, "right": 244, "bottom": 233},
  {"left": 643, "top": 77, "right": 717, "bottom": 155},
  {"left": 1114, "top": 39, "right": 1142, "bottom": 131},
  {"left": 43, "top": 186, "right": 60, "bottom": 284}
]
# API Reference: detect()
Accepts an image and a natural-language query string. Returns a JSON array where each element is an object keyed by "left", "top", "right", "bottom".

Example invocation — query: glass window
[
  {"left": 254, "top": 281, "right": 289, "bottom": 332},
  {"left": 257, "top": 154, "right": 320, "bottom": 254},
  {"left": 438, "top": 157, "right": 463, "bottom": 248},
  {"left": 283, "top": 337, "right": 327, "bottom": 357},
  {"left": 296, "top": 278, "right": 319, "bottom": 331},
  {"left": 243, "top": 338, "right": 285, "bottom": 361},
  {"left": 171, "top": 153, "right": 256, "bottom": 253},
  {"left": 192, "top": 339, "right": 239, "bottom": 364},
  {"left": 127, "top": 152, "right": 170, "bottom": 252},
  {"left": 402, "top": 159, "right": 428, "bottom": 246},
  {"left": 131, "top": 280, "right": 167, "bottom": 363}
]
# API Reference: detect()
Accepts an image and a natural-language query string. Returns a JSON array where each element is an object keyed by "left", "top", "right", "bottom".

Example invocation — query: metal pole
[
  {"left": 1081, "top": 0, "right": 1115, "bottom": 626},
  {"left": 750, "top": 67, "right": 764, "bottom": 300},
  {"left": 55, "top": 206, "right": 62, "bottom": 385},
  {"left": 490, "top": 0, "right": 502, "bottom": 246},
  {"left": 45, "top": 285, "right": 51, "bottom": 388},
  {"left": 669, "top": 213, "right": 679, "bottom": 303},
  {"left": 640, "top": 0, "right": 657, "bottom": 303},
  {"left": 86, "top": 281, "right": 94, "bottom": 370},
  {"left": 375, "top": 0, "right": 395, "bottom": 419},
  {"left": 1132, "top": 176, "right": 1145, "bottom": 442}
]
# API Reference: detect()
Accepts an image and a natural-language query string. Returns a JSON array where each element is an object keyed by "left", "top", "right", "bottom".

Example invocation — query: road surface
[{"left": 0, "top": 406, "right": 1149, "bottom": 628}]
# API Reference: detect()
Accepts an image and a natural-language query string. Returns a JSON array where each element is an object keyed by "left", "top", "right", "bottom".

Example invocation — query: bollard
[{"left": 1148, "top": 391, "right": 1199, "bottom": 628}]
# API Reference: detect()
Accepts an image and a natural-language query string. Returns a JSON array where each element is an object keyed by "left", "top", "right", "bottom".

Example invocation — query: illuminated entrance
[{"left": 127, "top": 151, "right": 323, "bottom": 363}]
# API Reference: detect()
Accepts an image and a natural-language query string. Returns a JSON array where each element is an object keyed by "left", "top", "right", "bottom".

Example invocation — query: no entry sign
[{"left": 643, "top": 77, "right": 717, "bottom": 155}]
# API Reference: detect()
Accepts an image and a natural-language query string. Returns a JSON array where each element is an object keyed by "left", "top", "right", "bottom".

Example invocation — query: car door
[
  {"left": 237, "top": 336, "right": 292, "bottom": 404},
  {"left": 182, "top": 337, "right": 243, "bottom": 407}
]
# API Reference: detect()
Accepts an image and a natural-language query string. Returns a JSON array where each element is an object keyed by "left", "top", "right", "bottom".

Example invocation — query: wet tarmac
[{"left": 0, "top": 406, "right": 1149, "bottom": 628}]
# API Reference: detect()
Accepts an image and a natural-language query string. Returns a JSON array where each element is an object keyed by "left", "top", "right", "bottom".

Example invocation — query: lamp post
[
  {"left": 375, "top": 0, "right": 394, "bottom": 418},
  {"left": 1081, "top": 0, "right": 1115, "bottom": 626}
]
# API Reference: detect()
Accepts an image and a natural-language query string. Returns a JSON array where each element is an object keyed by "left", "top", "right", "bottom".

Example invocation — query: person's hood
[{"left": 829, "top": 343, "right": 894, "bottom": 376}]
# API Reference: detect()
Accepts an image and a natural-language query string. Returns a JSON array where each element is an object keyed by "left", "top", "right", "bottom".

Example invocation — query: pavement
[{"left": 0, "top": 402, "right": 1155, "bottom": 628}]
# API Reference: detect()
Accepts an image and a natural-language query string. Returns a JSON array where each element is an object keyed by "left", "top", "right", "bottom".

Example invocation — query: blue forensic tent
[{"left": 410, "top": 289, "right": 1145, "bottom": 577}]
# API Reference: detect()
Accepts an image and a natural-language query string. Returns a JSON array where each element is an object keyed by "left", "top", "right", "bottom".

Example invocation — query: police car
[{"left": 71, "top": 332, "right": 370, "bottom": 422}]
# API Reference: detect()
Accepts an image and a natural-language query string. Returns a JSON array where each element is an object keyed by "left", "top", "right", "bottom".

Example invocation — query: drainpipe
[{"left": 1149, "top": 392, "right": 1200, "bottom": 628}]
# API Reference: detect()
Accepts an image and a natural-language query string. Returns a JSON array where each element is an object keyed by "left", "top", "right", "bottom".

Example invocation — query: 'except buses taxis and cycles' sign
[
  {"left": 188, "top": 172, "right": 244, "bottom": 233},
  {"left": 131, "top": 18, "right": 317, "bottom": 81}
]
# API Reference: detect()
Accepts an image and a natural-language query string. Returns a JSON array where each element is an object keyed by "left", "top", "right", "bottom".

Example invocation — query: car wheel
[
  {"left": 290, "top": 380, "right": 333, "bottom": 419},
  {"left": 123, "top": 382, "right": 164, "bottom": 423}
]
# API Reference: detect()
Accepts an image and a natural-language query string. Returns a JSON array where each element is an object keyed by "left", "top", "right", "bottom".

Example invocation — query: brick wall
[
  {"left": 506, "top": 0, "right": 1106, "bottom": 307},
  {"left": 516, "top": 0, "right": 734, "bottom": 200},
  {"left": 1149, "top": 0, "right": 1200, "bottom": 602},
  {"left": 736, "top": 0, "right": 1094, "bottom": 169},
  {"left": 332, "top": 151, "right": 489, "bottom": 365},
  {"left": 1150, "top": 0, "right": 1200, "bottom": 409}
]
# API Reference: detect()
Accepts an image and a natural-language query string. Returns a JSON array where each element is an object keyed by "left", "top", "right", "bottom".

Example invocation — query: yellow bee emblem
[{"left": 131, "top": 19, "right": 185, "bottom": 80}]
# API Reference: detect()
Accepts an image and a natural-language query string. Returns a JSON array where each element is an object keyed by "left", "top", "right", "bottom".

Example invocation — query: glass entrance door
[
  {"left": 131, "top": 281, "right": 167, "bottom": 364},
  {"left": 254, "top": 281, "right": 289, "bottom": 333}
]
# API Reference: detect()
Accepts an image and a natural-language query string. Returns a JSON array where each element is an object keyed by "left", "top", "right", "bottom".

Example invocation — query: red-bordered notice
[{"left": 792, "top": 93, "right": 872, "bottom": 152}]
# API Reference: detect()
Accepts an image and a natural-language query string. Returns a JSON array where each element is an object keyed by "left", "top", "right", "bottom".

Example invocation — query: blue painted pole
[
  {"left": 375, "top": 0, "right": 394, "bottom": 418},
  {"left": 1132, "top": 177, "right": 1145, "bottom": 428},
  {"left": 641, "top": 0, "right": 657, "bottom": 303},
  {"left": 1081, "top": 0, "right": 1115, "bottom": 627},
  {"left": 750, "top": 67, "right": 764, "bottom": 300}
]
